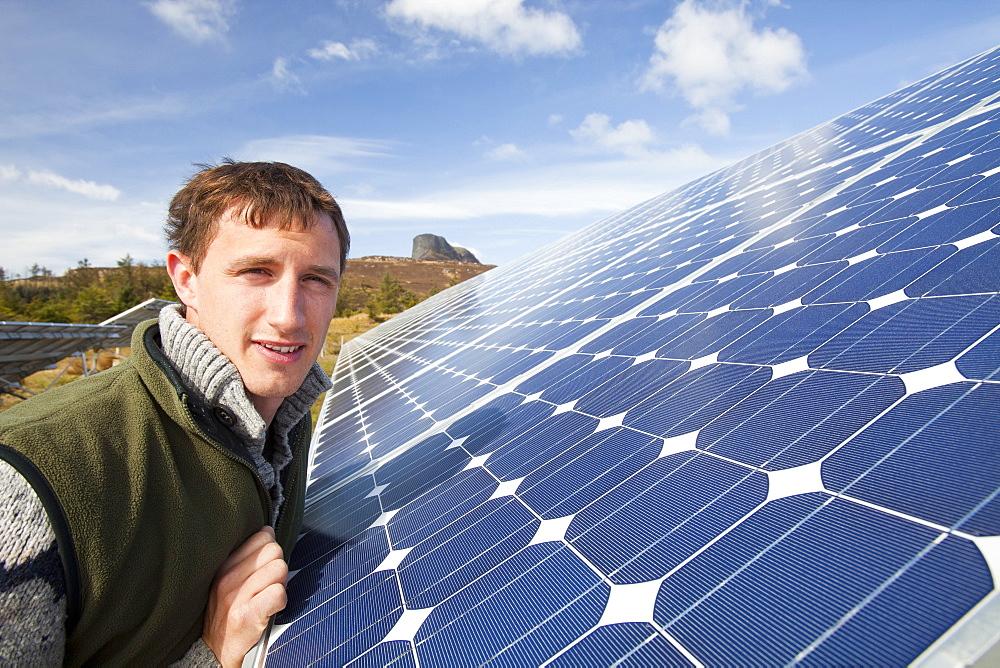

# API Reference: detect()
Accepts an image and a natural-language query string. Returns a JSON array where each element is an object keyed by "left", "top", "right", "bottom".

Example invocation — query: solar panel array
[
  {"left": 0, "top": 321, "right": 126, "bottom": 385},
  {"left": 262, "top": 47, "right": 1000, "bottom": 666}
]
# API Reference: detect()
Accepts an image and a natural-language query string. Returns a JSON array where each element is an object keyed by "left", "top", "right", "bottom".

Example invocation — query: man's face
[{"left": 170, "top": 209, "right": 340, "bottom": 420}]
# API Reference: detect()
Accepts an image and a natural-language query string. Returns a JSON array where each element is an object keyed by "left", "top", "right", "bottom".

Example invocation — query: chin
[{"left": 249, "top": 375, "right": 310, "bottom": 400}]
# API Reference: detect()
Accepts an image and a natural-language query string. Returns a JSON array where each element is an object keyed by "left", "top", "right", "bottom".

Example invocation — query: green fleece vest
[{"left": 0, "top": 320, "right": 308, "bottom": 666}]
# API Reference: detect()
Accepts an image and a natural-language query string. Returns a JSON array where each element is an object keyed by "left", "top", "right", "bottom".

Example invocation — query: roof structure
[{"left": 261, "top": 46, "right": 1000, "bottom": 667}]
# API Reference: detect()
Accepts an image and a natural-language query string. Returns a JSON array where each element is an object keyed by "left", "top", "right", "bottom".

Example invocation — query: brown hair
[{"left": 165, "top": 159, "right": 350, "bottom": 273}]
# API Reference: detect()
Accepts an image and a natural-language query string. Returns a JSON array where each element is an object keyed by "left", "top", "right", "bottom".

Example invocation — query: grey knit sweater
[{"left": 0, "top": 307, "right": 330, "bottom": 665}]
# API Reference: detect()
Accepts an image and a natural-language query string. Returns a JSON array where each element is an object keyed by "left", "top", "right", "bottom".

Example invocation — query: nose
[{"left": 266, "top": 276, "right": 307, "bottom": 334}]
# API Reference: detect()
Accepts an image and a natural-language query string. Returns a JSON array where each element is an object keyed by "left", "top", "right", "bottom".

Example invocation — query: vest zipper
[{"left": 180, "top": 395, "right": 273, "bottom": 524}]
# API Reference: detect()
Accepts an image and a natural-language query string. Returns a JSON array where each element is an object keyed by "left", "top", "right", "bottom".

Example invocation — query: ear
[{"left": 166, "top": 250, "right": 199, "bottom": 312}]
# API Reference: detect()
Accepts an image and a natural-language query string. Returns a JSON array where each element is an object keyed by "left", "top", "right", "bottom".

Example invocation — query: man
[{"left": 0, "top": 160, "right": 349, "bottom": 666}]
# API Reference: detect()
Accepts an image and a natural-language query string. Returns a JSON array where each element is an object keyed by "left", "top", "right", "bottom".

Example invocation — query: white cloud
[
  {"left": 384, "top": 0, "right": 582, "bottom": 57},
  {"left": 548, "top": 114, "right": 564, "bottom": 126},
  {"left": 485, "top": 143, "right": 526, "bottom": 161},
  {"left": 0, "top": 164, "right": 21, "bottom": 181},
  {"left": 0, "top": 193, "right": 163, "bottom": 274},
  {"left": 239, "top": 135, "right": 395, "bottom": 176},
  {"left": 0, "top": 95, "right": 191, "bottom": 140},
  {"left": 570, "top": 113, "right": 656, "bottom": 157},
  {"left": 146, "top": 0, "right": 236, "bottom": 44},
  {"left": 640, "top": 0, "right": 807, "bottom": 135},
  {"left": 308, "top": 38, "right": 378, "bottom": 61},
  {"left": 271, "top": 57, "right": 303, "bottom": 92},
  {"left": 25, "top": 169, "right": 122, "bottom": 201},
  {"left": 343, "top": 143, "right": 724, "bottom": 222}
]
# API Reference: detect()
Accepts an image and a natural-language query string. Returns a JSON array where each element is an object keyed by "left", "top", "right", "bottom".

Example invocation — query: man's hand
[{"left": 203, "top": 526, "right": 288, "bottom": 668}]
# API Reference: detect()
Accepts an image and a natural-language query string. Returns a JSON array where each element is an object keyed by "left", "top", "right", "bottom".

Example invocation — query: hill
[{"left": 338, "top": 255, "right": 494, "bottom": 315}]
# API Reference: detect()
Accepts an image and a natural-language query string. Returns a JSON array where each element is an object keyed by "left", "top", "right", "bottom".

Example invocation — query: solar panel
[
  {"left": 98, "top": 297, "right": 175, "bottom": 348},
  {"left": 0, "top": 321, "right": 126, "bottom": 386},
  {"left": 259, "top": 46, "right": 1000, "bottom": 667}
]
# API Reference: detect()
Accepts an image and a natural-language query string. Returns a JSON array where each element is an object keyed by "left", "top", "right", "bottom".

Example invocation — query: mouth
[
  {"left": 261, "top": 343, "right": 304, "bottom": 354},
  {"left": 254, "top": 341, "right": 307, "bottom": 362}
]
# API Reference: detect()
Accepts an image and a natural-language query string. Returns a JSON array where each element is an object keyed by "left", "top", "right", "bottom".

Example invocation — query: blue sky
[{"left": 2, "top": 0, "right": 998, "bottom": 275}]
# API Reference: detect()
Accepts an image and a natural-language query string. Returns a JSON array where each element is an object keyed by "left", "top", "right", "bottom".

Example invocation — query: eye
[
  {"left": 306, "top": 275, "right": 336, "bottom": 288},
  {"left": 237, "top": 267, "right": 271, "bottom": 279}
]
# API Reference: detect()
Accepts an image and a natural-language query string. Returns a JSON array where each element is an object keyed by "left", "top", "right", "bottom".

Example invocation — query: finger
[
  {"left": 217, "top": 528, "right": 281, "bottom": 578},
  {"left": 248, "top": 581, "right": 288, "bottom": 623},
  {"left": 241, "top": 554, "right": 289, "bottom": 600},
  {"left": 215, "top": 541, "right": 285, "bottom": 598}
]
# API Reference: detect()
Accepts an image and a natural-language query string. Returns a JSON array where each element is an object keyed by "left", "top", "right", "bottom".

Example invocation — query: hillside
[
  {"left": 338, "top": 255, "right": 495, "bottom": 312},
  {"left": 1, "top": 256, "right": 495, "bottom": 324}
]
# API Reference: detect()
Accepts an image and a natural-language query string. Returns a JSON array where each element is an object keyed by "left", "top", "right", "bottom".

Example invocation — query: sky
[{"left": 1, "top": 0, "right": 999, "bottom": 275}]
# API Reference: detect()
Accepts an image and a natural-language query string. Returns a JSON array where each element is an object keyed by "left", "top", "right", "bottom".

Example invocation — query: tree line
[
  {"left": 0, "top": 258, "right": 434, "bottom": 324},
  {"left": 0, "top": 256, "right": 178, "bottom": 323}
]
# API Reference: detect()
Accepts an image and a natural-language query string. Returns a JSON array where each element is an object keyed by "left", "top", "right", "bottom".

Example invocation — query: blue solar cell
[
  {"left": 569, "top": 453, "right": 768, "bottom": 583},
  {"left": 731, "top": 262, "right": 847, "bottom": 309},
  {"left": 737, "top": 234, "right": 833, "bottom": 274},
  {"left": 656, "top": 309, "right": 772, "bottom": 360},
  {"left": 574, "top": 358, "right": 689, "bottom": 418},
  {"left": 616, "top": 313, "right": 705, "bottom": 356},
  {"left": 801, "top": 219, "right": 914, "bottom": 264},
  {"left": 676, "top": 273, "right": 772, "bottom": 313},
  {"left": 549, "top": 623, "right": 693, "bottom": 667},
  {"left": 486, "top": 410, "right": 598, "bottom": 480},
  {"left": 291, "top": 476, "right": 383, "bottom": 569},
  {"left": 720, "top": 302, "right": 868, "bottom": 364},
  {"left": 542, "top": 319, "right": 607, "bottom": 349},
  {"left": 311, "top": 414, "right": 371, "bottom": 481},
  {"left": 797, "top": 535, "right": 992, "bottom": 667},
  {"left": 946, "top": 171, "right": 1000, "bottom": 206},
  {"left": 812, "top": 294, "right": 1000, "bottom": 374},
  {"left": 578, "top": 316, "right": 657, "bottom": 354},
  {"left": 386, "top": 467, "right": 499, "bottom": 550},
  {"left": 523, "top": 354, "right": 634, "bottom": 405},
  {"left": 934, "top": 148, "right": 1000, "bottom": 183},
  {"left": 803, "top": 246, "right": 955, "bottom": 304},
  {"left": 398, "top": 497, "right": 538, "bottom": 608},
  {"left": 637, "top": 282, "right": 715, "bottom": 316},
  {"left": 268, "top": 571, "right": 402, "bottom": 667},
  {"left": 454, "top": 398, "right": 552, "bottom": 457},
  {"left": 518, "top": 427, "right": 660, "bottom": 519},
  {"left": 414, "top": 544, "right": 607, "bottom": 667},
  {"left": 823, "top": 381, "right": 1000, "bottom": 535},
  {"left": 370, "top": 416, "right": 436, "bottom": 458},
  {"left": 907, "top": 236, "right": 1000, "bottom": 296},
  {"left": 625, "top": 363, "right": 771, "bottom": 438},
  {"left": 879, "top": 198, "right": 1000, "bottom": 253},
  {"left": 699, "top": 245, "right": 768, "bottom": 280},
  {"left": 375, "top": 433, "right": 470, "bottom": 511},
  {"left": 956, "top": 326, "right": 1000, "bottom": 380},
  {"left": 484, "top": 348, "right": 555, "bottom": 384},
  {"left": 429, "top": 379, "right": 493, "bottom": 421},
  {"left": 647, "top": 259, "right": 711, "bottom": 289},
  {"left": 279, "top": 527, "right": 390, "bottom": 624},
  {"left": 699, "top": 370, "right": 904, "bottom": 469},
  {"left": 860, "top": 175, "right": 977, "bottom": 223}
]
